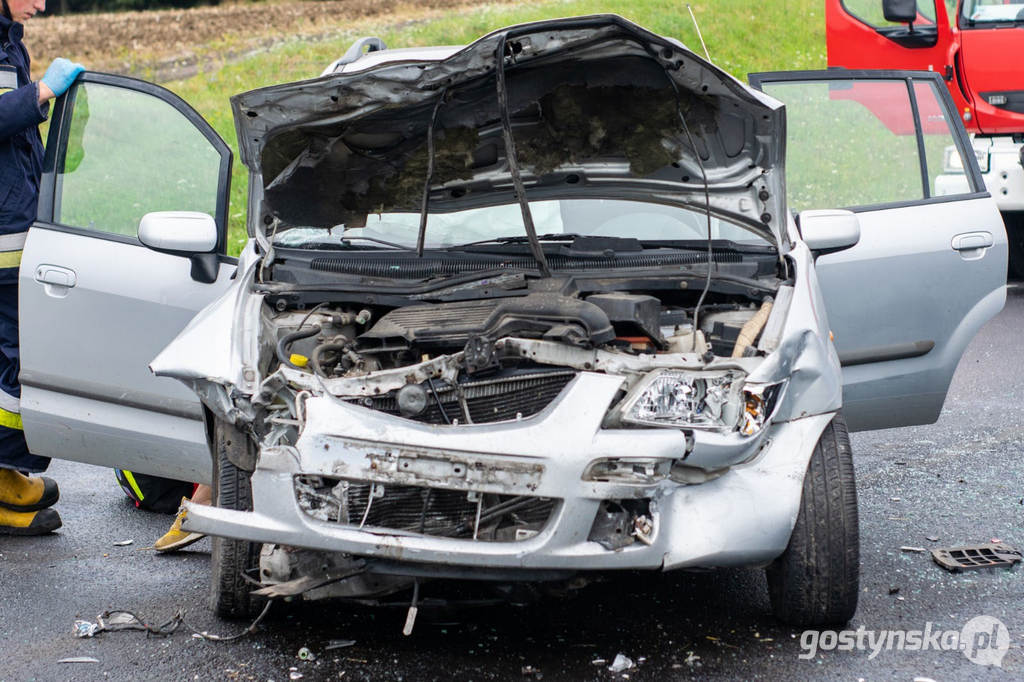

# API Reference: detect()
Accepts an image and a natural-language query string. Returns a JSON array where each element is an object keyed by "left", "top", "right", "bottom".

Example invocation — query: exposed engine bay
[{"left": 251, "top": 255, "right": 786, "bottom": 448}]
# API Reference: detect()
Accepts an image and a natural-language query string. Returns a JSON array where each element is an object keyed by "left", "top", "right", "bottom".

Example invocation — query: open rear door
[{"left": 749, "top": 69, "right": 1006, "bottom": 431}]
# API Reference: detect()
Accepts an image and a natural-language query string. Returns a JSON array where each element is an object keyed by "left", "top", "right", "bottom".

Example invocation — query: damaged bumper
[{"left": 185, "top": 371, "right": 834, "bottom": 572}]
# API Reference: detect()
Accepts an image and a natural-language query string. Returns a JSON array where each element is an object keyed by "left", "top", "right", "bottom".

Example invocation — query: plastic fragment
[
  {"left": 591, "top": 658, "right": 607, "bottom": 665},
  {"left": 402, "top": 606, "right": 418, "bottom": 636},
  {"left": 926, "top": 536, "right": 939, "bottom": 542},
  {"left": 113, "top": 539, "right": 133, "bottom": 546},
  {"left": 72, "top": 620, "right": 100, "bottom": 638},
  {"left": 900, "top": 546, "right": 927, "bottom": 552},
  {"left": 297, "top": 647, "right": 315, "bottom": 661},
  {"left": 608, "top": 654, "right": 635, "bottom": 673},
  {"left": 57, "top": 657, "right": 100, "bottom": 663},
  {"left": 325, "top": 639, "right": 356, "bottom": 650},
  {"left": 932, "top": 543, "right": 1022, "bottom": 571}
]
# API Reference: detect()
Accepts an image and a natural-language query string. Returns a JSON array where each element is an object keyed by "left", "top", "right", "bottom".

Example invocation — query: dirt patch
[{"left": 23, "top": 0, "right": 520, "bottom": 80}]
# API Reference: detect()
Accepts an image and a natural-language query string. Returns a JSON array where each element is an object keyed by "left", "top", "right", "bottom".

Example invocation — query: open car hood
[{"left": 232, "top": 15, "right": 788, "bottom": 248}]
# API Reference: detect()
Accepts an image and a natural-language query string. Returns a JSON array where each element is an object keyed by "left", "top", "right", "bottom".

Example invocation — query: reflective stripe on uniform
[
  {"left": 0, "top": 389, "right": 19, "bottom": 415},
  {"left": 0, "top": 407, "right": 23, "bottom": 430},
  {"left": 0, "top": 250, "right": 22, "bottom": 268},
  {"left": 121, "top": 470, "right": 145, "bottom": 501},
  {"left": 0, "top": 232, "right": 27, "bottom": 251},
  {"left": 0, "top": 232, "right": 27, "bottom": 269}
]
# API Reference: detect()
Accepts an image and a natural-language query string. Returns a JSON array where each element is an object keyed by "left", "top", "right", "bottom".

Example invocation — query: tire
[
  {"left": 766, "top": 413, "right": 859, "bottom": 626},
  {"left": 209, "top": 419, "right": 264, "bottom": 619}
]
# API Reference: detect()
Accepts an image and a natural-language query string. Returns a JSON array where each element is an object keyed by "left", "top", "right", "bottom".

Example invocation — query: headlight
[
  {"left": 943, "top": 145, "right": 989, "bottom": 174},
  {"left": 621, "top": 370, "right": 745, "bottom": 430},
  {"left": 741, "top": 381, "right": 786, "bottom": 436},
  {"left": 619, "top": 370, "right": 785, "bottom": 434}
]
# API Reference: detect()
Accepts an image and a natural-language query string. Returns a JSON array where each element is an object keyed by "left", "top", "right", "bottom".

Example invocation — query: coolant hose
[
  {"left": 276, "top": 325, "right": 322, "bottom": 368},
  {"left": 310, "top": 342, "right": 350, "bottom": 378},
  {"left": 731, "top": 299, "right": 773, "bottom": 358}
]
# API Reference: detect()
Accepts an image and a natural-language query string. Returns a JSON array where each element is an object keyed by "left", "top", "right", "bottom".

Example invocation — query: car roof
[{"left": 322, "top": 45, "right": 463, "bottom": 76}]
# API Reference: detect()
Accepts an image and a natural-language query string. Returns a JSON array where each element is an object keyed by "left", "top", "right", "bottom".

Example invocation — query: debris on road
[
  {"left": 297, "top": 647, "right": 316, "bottom": 661},
  {"left": 608, "top": 654, "right": 635, "bottom": 673},
  {"left": 73, "top": 620, "right": 101, "bottom": 638},
  {"left": 325, "top": 639, "right": 356, "bottom": 650},
  {"left": 900, "top": 546, "right": 927, "bottom": 553},
  {"left": 932, "top": 544, "right": 1022, "bottom": 572},
  {"left": 112, "top": 539, "right": 133, "bottom": 546},
  {"left": 926, "top": 536, "right": 939, "bottom": 542},
  {"left": 69, "top": 602, "right": 273, "bottom": 642},
  {"left": 57, "top": 657, "right": 100, "bottom": 663}
]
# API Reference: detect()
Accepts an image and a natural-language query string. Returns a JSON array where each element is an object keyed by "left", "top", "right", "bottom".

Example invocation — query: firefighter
[{"left": 0, "top": 0, "right": 82, "bottom": 534}]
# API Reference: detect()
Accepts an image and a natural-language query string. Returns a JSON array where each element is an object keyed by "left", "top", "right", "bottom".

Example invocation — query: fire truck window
[{"left": 841, "top": 0, "right": 937, "bottom": 27}]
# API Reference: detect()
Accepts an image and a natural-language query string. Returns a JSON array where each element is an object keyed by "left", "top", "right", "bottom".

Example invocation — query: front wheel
[
  {"left": 766, "top": 413, "right": 859, "bottom": 626},
  {"left": 209, "top": 418, "right": 264, "bottom": 619}
]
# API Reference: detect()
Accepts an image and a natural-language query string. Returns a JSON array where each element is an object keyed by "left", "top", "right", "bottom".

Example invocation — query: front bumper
[{"left": 185, "top": 373, "right": 834, "bottom": 572}]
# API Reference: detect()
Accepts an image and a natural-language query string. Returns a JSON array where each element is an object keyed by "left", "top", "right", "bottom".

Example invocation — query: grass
[{"left": 155, "top": 0, "right": 825, "bottom": 254}]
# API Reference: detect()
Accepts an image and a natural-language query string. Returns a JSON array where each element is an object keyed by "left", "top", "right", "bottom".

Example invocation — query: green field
[{"left": 158, "top": 0, "right": 825, "bottom": 254}]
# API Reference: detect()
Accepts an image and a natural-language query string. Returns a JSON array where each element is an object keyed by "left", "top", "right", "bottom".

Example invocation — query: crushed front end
[{"left": 150, "top": 15, "right": 844, "bottom": 600}]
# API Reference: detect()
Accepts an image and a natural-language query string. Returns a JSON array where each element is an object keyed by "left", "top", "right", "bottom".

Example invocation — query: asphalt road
[{"left": 1, "top": 287, "right": 1022, "bottom": 682}]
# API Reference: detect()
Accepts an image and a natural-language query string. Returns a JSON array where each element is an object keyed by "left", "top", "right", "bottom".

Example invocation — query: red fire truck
[{"left": 826, "top": 0, "right": 1024, "bottom": 276}]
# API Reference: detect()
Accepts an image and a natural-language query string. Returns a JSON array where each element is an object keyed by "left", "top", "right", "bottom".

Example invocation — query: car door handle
[
  {"left": 34, "top": 264, "right": 77, "bottom": 288},
  {"left": 951, "top": 231, "right": 993, "bottom": 252}
]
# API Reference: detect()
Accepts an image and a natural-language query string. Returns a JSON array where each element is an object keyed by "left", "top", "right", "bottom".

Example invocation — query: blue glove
[{"left": 41, "top": 58, "right": 85, "bottom": 97}]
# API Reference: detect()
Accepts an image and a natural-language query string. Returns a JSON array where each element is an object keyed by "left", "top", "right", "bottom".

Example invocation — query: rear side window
[{"left": 757, "top": 75, "right": 977, "bottom": 213}]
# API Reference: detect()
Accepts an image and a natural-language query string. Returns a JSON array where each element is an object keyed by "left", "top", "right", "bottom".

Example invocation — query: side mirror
[
  {"left": 138, "top": 211, "right": 220, "bottom": 284},
  {"left": 798, "top": 209, "right": 861, "bottom": 256},
  {"left": 138, "top": 211, "right": 217, "bottom": 253},
  {"left": 883, "top": 0, "right": 917, "bottom": 24}
]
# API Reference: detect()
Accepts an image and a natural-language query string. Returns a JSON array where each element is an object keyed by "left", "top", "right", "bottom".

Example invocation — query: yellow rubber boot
[
  {"left": 0, "top": 507, "right": 61, "bottom": 535},
  {"left": 0, "top": 468, "right": 59, "bottom": 512}
]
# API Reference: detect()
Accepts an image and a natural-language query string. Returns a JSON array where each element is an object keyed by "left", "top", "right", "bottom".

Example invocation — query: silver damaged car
[{"left": 18, "top": 16, "right": 1006, "bottom": 626}]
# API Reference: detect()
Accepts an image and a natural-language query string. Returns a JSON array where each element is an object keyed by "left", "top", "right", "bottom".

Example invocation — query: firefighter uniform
[
  {"left": 0, "top": 9, "right": 62, "bottom": 534},
  {"left": 0, "top": 12, "right": 48, "bottom": 473}
]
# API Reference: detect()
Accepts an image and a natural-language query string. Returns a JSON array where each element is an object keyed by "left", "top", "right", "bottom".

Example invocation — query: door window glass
[
  {"left": 961, "top": 0, "right": 1024, "bottom": 25},
  {"left": 761, "top": 79, "right": 923, "bottom": 212},
  {"left": 914, "top": 80, "right": 977, "bottom": 195},
  {"left": 56, "top": 82, "right": 221, "bottom": 238},
  {"left": 841, "top": 0, "right": 937, "bottom": 27}
]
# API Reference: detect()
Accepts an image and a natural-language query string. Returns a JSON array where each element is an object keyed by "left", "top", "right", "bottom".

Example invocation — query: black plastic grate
[
  {"left": 310, "top": 251, "right": 742, "bottom": 278},
  {"left": 361, "top": 370, "right": 576, "bottom": 424},
  {"left": 295, "top": 476, "right": 557, "bottom": 542}
]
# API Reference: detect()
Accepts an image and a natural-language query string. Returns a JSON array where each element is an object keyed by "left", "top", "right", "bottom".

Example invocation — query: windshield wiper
[
  {"left": 278, "top": 236, "right": 414, "bottom": 251},
  {"left": 445, "top": 233, "right": 584, "bottom": 249}
]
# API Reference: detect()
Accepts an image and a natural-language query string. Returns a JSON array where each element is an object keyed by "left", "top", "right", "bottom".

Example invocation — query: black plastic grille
[
  {"left": 310, "top": 251, "right": 742, "bottom": 278},
  {"left": 362, "top": 370, "right": 576, "bottom": 424},
  {"left": 295, "top": 476, "right": 557, "bottom": 542}
]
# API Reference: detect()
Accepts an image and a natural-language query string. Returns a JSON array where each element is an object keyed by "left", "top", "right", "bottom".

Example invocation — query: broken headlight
[{"left": 619, "top": 370, "right": 785, "bottom": 434}]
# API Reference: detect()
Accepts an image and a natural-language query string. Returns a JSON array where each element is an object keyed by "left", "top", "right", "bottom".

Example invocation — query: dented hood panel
[{"left": 232, "top": 15, "right": 788, "bottom": 246}]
